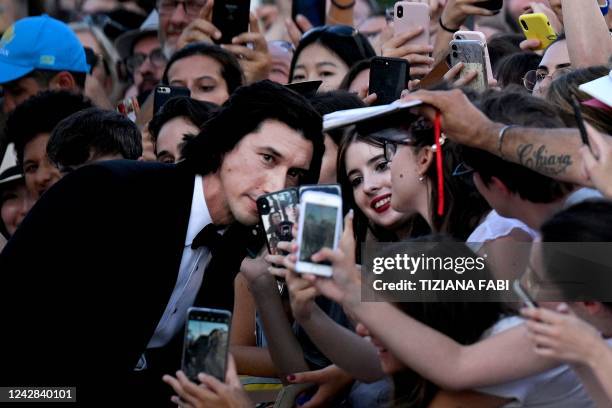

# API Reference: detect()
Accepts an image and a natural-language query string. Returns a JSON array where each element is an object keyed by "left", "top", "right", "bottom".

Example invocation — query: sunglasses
[{"left": 301, "top": 25, "right": 368, "bottom": 60}]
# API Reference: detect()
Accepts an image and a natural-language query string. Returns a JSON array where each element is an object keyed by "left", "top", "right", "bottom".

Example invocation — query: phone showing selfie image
[
  {"left": 295, "top": 191, "right": 343, "bottom": 277},
  {"left": 292, "top": 0, "right": 325, "bottom": 27},
  {"left": 212, "top": 0, "right": 251, "bottom": 44},
  {"left": 513, "top": 280, "right": 539, "bottom": 308},
  {"left": 368, "top": 57, "right": 410, "bottom": 105},
  {"left": 449, "top": 39, "right": 488, "bottom": 93},
  {"left": 154, "top": 85, "right": 191, "bottom": 115},
  {"left": 257, "top": 188, "right": 300, "bottom": 255},
  {"left": 182, "top": 307, "right": 232, "bottom": 382}
]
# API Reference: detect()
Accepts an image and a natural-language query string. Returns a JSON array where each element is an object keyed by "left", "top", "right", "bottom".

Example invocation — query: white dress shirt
[{"left": 147, "top": 174, "right": 219, "bottom": 349}]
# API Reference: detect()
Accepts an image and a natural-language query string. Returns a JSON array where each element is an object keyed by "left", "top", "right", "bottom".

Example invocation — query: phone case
[
  {"left": 453, "top": 31, "right": 493, "bottom": 83},
  {"left": 153, "top": 85, "right": 191, "bottom": 115},
  {"left": 518, "top": 13, "right": 557, "bottom": 51},
  {"left": 449, "top": 39, "right": 488, "bottom": 93},
  {"left": 394, "top": 2, "right": 430, "bottom": 46},
  {"left": 298, "top": 183, "right": 341, "bottom": 198},
  {"left": 212, "top": 0, "right": 251, "bottom": 44},
  {"left": 368, "top": 57, "right": 410, "bottom": 105},
  {"left": 257, "top": 188, "right": 299, "bottom": 255}
]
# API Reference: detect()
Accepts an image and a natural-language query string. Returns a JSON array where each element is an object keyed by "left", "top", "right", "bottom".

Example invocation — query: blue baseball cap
[{"left": 0, "top": 15, "right": 90, "bottom": 84}]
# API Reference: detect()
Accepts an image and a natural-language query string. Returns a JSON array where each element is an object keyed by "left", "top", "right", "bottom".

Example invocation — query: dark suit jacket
[{"left": 0, "top": 160, "right": 261, "bottom": 406}]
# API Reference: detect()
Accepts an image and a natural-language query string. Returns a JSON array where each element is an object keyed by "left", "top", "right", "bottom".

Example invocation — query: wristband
[
  {"left": 439, "top": 17, "right": 459, "bottom": 33},
  {"left": 497, "top": 125, "right": 516, "bottom": 160}
]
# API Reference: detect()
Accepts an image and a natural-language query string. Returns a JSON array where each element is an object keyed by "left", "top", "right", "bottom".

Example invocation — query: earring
[{"left": 418, "top": 176, "right": 425, "bottom": 183}]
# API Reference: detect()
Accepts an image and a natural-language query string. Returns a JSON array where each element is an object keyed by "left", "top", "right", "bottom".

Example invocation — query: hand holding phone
[
  {"left": 296, "top": 192, "right": 343, "bottom": 277},
  {"left": 449, "top": 39, "right": 488, "bottom": 92},
  {"left": 182, "top": 307, "right": 232, "bottom": 382},
  {"left": 257, "top": 188, "right": 299, "bottom": 255},
  {"left": 518, "top": 13, "right": 557, "bottom": 51},
  {"left": 369, "top": 57, "right": 410, "bottom": 105}
]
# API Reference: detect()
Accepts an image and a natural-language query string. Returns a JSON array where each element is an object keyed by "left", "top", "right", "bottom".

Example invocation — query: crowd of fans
[{"left": 0, "top": 0, "right": 611, "bottom": 406}]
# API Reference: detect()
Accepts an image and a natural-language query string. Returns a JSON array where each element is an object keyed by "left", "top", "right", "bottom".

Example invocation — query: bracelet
[
  {"left": 439, "top": 16, "right": 459, "bottom": 33},
  {"left": 331, "top": 0, "right": 355, "bottom": 9},
  {"left": 497, "top": 125, "right": 516, "bottom": 160}
]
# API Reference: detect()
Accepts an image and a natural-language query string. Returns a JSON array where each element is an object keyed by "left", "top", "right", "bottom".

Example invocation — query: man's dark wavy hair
[{"left": 181, "top": 80, "right": 324, "bottom": 184}]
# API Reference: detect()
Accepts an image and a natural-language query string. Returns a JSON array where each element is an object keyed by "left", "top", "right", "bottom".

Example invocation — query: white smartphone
[
  {"left": 513, "top": 279, "right": 539, "bottom": 309},
  {"left": 453, "top": 31, "right": 493, "bottom": 81},
  {"left": 394, "top": 1, "right": 430, "bottom": 46},
  {"left": 295, "top": 191, "right": 343, "bottom": 277}
]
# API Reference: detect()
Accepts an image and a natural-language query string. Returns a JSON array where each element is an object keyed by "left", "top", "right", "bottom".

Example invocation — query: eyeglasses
[
  {"left": 301, "top": 25, "right": 369, "bottom": 60},
  {"left": 158, "top": 0, "right": 207, "bottom": 17},
  {"left": 383, "top": 139, "right": 414, "bottom": 162},
  {"left": 126, "top": 48, "right": 167, "bottom": 73},
  {"left": 523, "top": 67, "right": 572, "bottom": 92}
]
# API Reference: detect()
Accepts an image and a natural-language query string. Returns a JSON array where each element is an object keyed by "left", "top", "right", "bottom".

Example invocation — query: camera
[
  {"left": 521, "top": 19, "right": 529, "bottom": 30},
  {"left": 396, "top": 5, "right": 403, "bottom": 18},
  {"left": 258, "top": 199, "right": 270, "bottom": 215}
]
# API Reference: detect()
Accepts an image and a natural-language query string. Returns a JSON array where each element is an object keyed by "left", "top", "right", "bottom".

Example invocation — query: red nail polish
[{"left": 287, "top": 374, "right": 296, "bottom": 381}]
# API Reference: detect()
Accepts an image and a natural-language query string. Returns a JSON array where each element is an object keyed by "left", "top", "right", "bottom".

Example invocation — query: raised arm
[
  {"left": 404, "top": 88, "right": 590, "bottom": 186},
  {"left": 562, "top": 0, "right": 612, "bottom": 67}
]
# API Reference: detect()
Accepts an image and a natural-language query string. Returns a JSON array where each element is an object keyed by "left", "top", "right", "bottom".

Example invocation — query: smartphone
[
  {"left": 298, "top": 184, "right": 341, "bottom": 199},
  {"left": 478, "top": 0, "right": 503, "bottom": 11},
  {"left": 394, "top": 2, "right": 430, "bottom": 46},
  {"left": 153, "top": 85, "right": 191, "bottom": 115},
  {"left": 368, "top": 57, "right": 410, "bottom": 105},
  {"left": 257, "top": 188, "right": 300, "bottom": 255},
  {"left": 296, "top": 191, "right": 343, "bottom": 277},
  {"left": 285, "top": 80, "right": 323, "bottom": 97},
  {"left": 570, "top": 94, "right": 591, "bottom": 148},
  {"left": 212, "top": 0, "right": 251, "bottom": 44},
  {"left": 292, "top": 0, "right": 325, "bottom": 27},
  {"left": 453, "top": 31, "right": 493, "bottom": 82},
  {"left": 449, "top": 39, "right": 488, "bottom": 93},
  {"left": 518, "top": 13, "right": 557, "bottom": 51},
  {"left": 513, "top": 280, "right": 539, "bottom": 308},
  {"left": 181, "top": 307, "right": 232, "bottom": 382}
]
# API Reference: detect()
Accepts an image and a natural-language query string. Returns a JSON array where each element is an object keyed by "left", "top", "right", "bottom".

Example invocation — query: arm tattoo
[{"left": 516, "top": 144, "right": 573, "bottom": 176}]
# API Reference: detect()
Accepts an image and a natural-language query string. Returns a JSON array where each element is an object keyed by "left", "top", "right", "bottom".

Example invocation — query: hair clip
[{"left": 431, "top": 134, "right": 446, "bottom": 152}]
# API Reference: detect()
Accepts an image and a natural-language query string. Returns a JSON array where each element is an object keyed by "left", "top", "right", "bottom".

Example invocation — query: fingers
[
  {"left": 520, "top": 38, "right": 542, "bottom": 52},
  {"left": 249, "top": 12, "right": 261, "bottom": 34},
  {"left": 200, "top": 0, "right": 214, "bottom": 20},
  {"left": 285, "top": 17, "right": 303, "bottom": 47},
  {"left": 222, "top": 44, "right": 256, "bottom": 59},
  {"left": 295, "top": 14, "right": 313, "bottom": 32},
  {"left": 443, "top": 62, "right": 464, "bottom": 81},
  {"left": 363, "top": 93, "right": 378, "bottom": 106},
  {"left": 225, "top": 354, "right": 242, "bottom": 388},
  {"left": 310, "top": 247, "right": 342, "bottom": 264},
  {"left": 453, "top": 69, "right": 478, "bottom": 87},
  {"left": 387, "top": 27, "right": 425, "bottom": 48},
  {"left": 198, "top": 372, "right": 226, "bottom": 394},
  {"left": 585, "top": 123, "right": 606, "bottom": 158},
  {"left": 288, "top": 369, "right": 325, "bottom": 384}
]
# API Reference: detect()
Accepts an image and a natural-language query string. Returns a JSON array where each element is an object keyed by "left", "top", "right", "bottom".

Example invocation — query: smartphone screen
[
  {"left": 257, "top": 188, "right": 299, "bottom": 255},
  {"left": 299, "top": 202, "right": 339, "bottom": 265},
  {"left": 298, "top": 184, "right": 341, "bottom": 199},
  {"left": 182, "top": 308, "right": 231, "bottom": 382},
  {"left": 292, "top": 0, "right": 325, "bottom": 27}
]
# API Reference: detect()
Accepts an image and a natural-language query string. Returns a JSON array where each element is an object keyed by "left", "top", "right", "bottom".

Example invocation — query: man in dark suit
[{"left": 0, "top": 80, "right": 324, "bottom": 405}]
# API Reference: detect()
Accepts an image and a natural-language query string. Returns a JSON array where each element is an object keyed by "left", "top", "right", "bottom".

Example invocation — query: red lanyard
[{"left": 434, "top": 112, "right": 444, "bottom": 216}]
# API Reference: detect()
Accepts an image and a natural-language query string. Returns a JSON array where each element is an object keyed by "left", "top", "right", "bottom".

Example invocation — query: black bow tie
[{"left": 191, "top": 224, "right": 222, "bottom": 252}]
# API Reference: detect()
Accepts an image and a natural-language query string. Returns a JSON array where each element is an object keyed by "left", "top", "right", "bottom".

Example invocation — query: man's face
[
  {"left": 2, "top": 76, "right": 44, "bottom": 114},
  {"left": 22, "top": 133, "right": 62, "bottom": 200},
  {"left": 132, "top": 35, "right": 165, "bottom": 95},
  {"left": 158, "top": 0, "right": 206, "bottom": 56},
  {"left": 218, "top": 120, "right": 313, "bottom": 225}
]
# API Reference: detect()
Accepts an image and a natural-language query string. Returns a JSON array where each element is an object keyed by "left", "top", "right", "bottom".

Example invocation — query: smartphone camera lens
[
  {"left": 451, "top": 44, "right": 457, "bottom": 50},
  {"left": 456, "top": 35, "right": 462, "bottom": 40},
  {"left": 396, "top": 5, "right": 403, "bottom": 18},
  {"left": 521, "top": 20, "right": 528, "bottom": 30},
  {"left": 259, "top": 200, "right": 270, "bottom": 214},
  {"left": 452, "top": 51, "right": 458, "bottom": 59}
]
